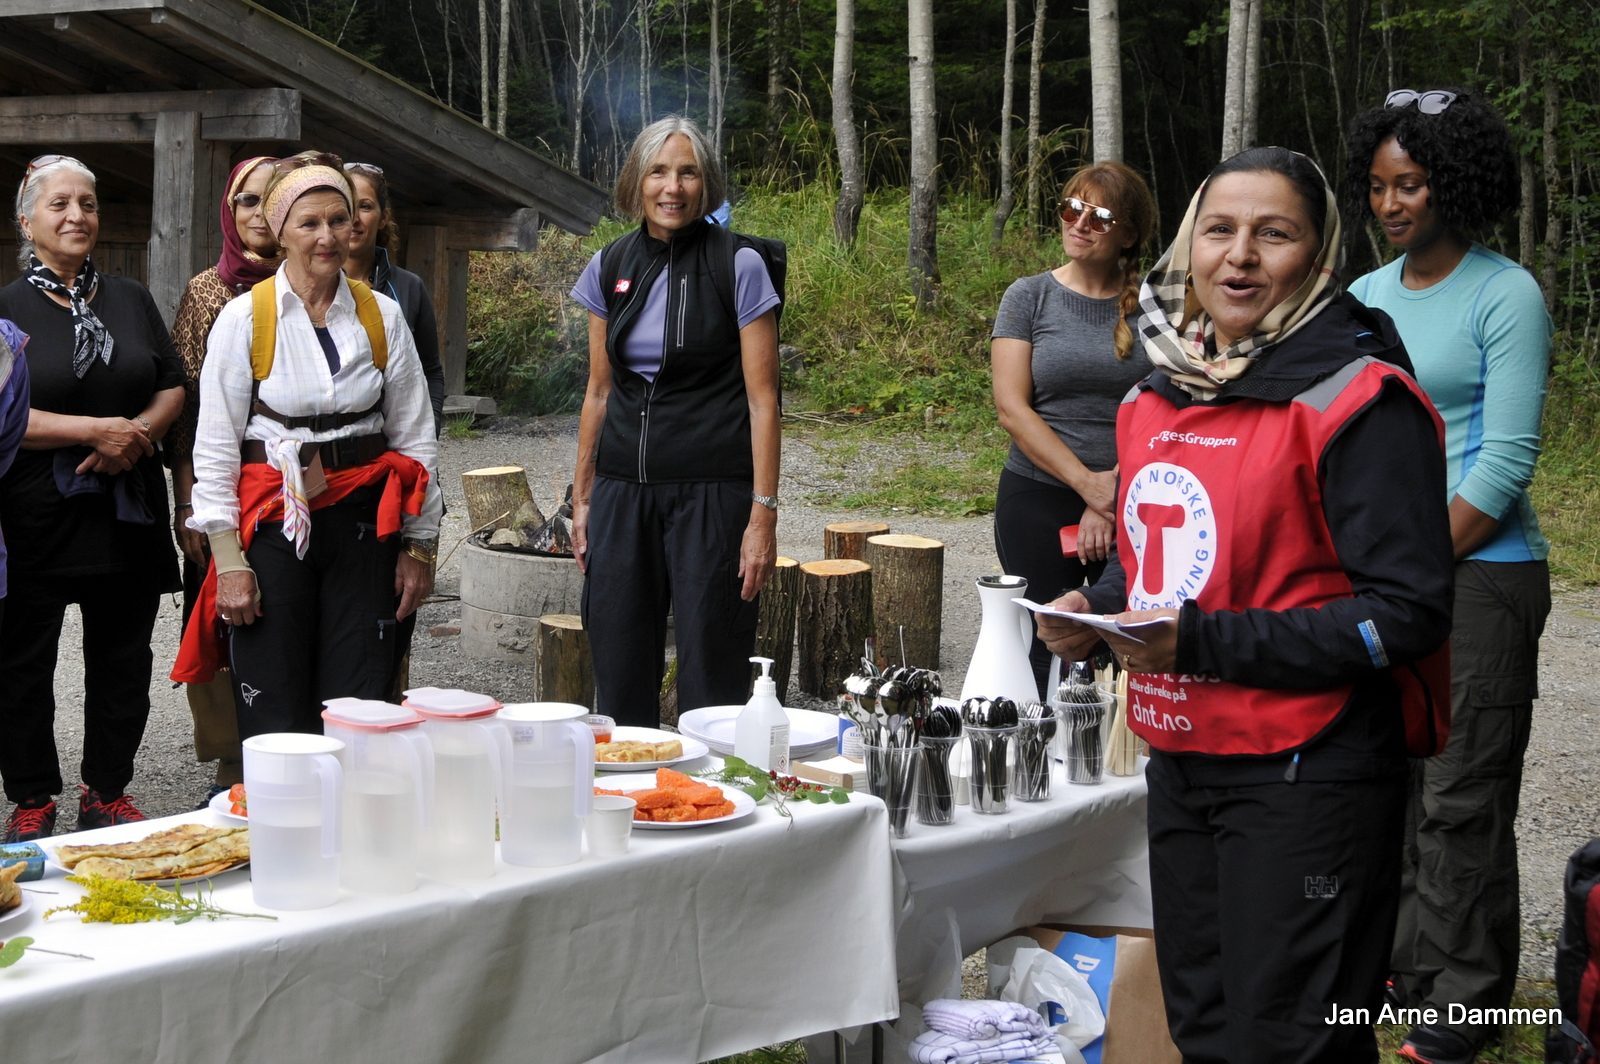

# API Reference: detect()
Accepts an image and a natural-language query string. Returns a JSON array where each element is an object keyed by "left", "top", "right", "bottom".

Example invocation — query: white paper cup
[{"left": 586, "top": 795, "right": 637, "bottom": 857}]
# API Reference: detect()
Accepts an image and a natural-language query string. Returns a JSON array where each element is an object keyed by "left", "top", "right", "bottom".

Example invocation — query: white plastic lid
[
  {"left": 243, "top": 733, "right": 345, "bottom": 756},
  {"left": 498, "top": 702, "right": 589, "bottom": 723},
  {"left": 321, "top": 698, "right": 423, "bottom": 731},
  {"left": 402, "top": 687, "right": 502, "bottom": 719}
]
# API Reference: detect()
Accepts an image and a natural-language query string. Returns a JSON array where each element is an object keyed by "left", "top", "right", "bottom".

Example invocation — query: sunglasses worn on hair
[
  {"left": 1385, "top": 89, "right": 1457, "bottom": 115},
  {"left": 1060, "top": 197, "right": 1116, "bottom": 233},
  {"left": 275, "top": 151, "right": 344, "bottom": 173},
  {"left": 343, "top": 162, "right": 384, "bottom": 177}
]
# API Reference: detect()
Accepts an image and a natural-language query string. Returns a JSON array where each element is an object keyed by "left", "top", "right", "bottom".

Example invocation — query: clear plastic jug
[
  {"left": 322, "top": 698, "right": 434, "bottom": 894},
  {"left": 242, "top": 733, "right": 345, "bottom": 910},
  {"left": 403, "top": 687, "right": 508, "bottom": 881},
  {"left": 497, "top": 703, "right": 595, "bottom": 867}
]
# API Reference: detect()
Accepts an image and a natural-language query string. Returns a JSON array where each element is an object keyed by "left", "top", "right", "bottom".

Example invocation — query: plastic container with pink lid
[
  {"left": 402, "top": 688, "right": 509, "bottom": 880},
  {"left": 321, "top": 698, "right": 434, "bottom": 894}
]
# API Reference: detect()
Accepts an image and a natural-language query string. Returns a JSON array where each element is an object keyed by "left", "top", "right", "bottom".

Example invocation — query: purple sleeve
[
  {"left": 0, "top": 341, "right": 31, "bottom": 482},
  {"left": 569, "top": 250, "right": 609, "bottom": 319},
  {"left": 733, "top": 247, "right": 781, "bottom": 329}
]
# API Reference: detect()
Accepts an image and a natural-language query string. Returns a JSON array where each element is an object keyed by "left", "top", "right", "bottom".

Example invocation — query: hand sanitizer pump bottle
[{"left": 734, "top": 657, "right": 790, "bottom": 773}]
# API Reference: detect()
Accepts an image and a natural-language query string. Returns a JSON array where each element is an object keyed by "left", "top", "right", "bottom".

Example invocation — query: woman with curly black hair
[{"left": 1345, "top": 88, "right": 1551, "bottom": 1064}]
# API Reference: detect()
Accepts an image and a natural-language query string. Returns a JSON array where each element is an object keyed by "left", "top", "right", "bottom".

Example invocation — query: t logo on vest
[{"left": 1123, "top": 461, "right": 1218, "bottom": 610}]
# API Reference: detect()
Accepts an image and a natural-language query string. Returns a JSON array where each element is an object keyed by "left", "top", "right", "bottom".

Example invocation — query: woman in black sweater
[{"left": 0, "top": 156, "right": 185, "bottom": 842}]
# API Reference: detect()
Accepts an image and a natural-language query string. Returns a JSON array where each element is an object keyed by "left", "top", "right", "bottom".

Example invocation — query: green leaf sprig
[
  {"left": 46, "top": 875, "right": 277, "bottom": 925},
  {"left": 0, "top": 937, "right": 94, "bottom": 965},
  {"left": 697, "top": 756, "right": 851, "bottom": 819}
]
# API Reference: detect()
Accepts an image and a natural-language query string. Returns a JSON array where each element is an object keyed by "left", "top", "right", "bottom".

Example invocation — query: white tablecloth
[
  {"left": 0, "top": 795, "right": 898, "bottom": 1064},
  {"left": 889, "top": 759, "right": 1151, "bottom": 1002}
]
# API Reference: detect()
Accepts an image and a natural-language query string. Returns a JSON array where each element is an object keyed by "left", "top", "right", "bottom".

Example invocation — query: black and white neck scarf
[{"left": 26, "top": 255, "right": 113, "bottom": 379}]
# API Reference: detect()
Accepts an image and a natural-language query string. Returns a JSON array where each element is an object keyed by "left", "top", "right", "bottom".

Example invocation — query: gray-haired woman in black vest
[{"left": 568, "top": 116, "right": 781, "bottom": 727}]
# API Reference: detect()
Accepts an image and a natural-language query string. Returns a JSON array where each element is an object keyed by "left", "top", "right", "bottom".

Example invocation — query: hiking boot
[
  {"left": 1399, "top": 1024, "right": 1479, "bottom": 1064},
  {"left": 4, "top": 798, "right": 57, "bottom": 843},
  {"left": 77, "top": 786, "right": 148, "bottom": 831}
]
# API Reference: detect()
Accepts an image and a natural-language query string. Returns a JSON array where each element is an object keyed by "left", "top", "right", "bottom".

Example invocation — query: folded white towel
[
  {"left": 921, "top": 999, "right": 1049, "bottom": 1041},
  {"left": 907, "top": 1029, "right": 1060, "bottom": 1064}
]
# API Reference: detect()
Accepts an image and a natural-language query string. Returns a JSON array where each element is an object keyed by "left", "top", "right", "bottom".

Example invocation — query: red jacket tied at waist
[{"left": 172, "top": 451, "right": 430, "bottom": 684}]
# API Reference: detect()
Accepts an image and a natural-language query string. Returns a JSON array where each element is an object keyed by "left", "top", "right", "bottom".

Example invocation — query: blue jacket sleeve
[{"left": 1454, "top": 266, "right": 1550, "bottom": 520}]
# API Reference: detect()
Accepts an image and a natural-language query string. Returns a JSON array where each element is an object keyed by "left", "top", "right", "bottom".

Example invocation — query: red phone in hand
[{"left": 1059, "top": 524, "right": 1080, "bottom": 559}]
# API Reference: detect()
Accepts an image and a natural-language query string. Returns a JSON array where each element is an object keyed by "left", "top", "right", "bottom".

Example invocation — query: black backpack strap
[{"left": 704, "top": 223, "right": 740, "bottom": 328}]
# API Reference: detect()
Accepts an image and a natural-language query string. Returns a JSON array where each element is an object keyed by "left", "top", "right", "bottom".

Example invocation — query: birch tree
[
  {"left": 1088, "top": 0, "right": 1121, "bottom": 162},
  {"left": 1240, "top": 0, "right": 1261, "bottom": 150},
  {"left": 1220, "top": 0, "right": 1260, "bottom": 157},
  {"left": 479, "top": 0, "right": 492, "bottom": 127},
  {"left": 766, "top": 0, "right": 788, "bottom": 146},
  {"left": 709, "top": 0, "right": 725, "bottom": 158},
  {"left": 907, "top": 0, "right": 938, "bottom": 307},
  {"left": 991, "top": 0, "right": 1017, "bottom": 244},
  {"left": 1023, "top": 0, "right": 1046, "bottom": 230},
  {"left": 832, "top": 0, "right": 863, "bottom": 244},
  {"left": 637, "top": 0, "right": 653, "bottom": 124},
  {"left": 496, "top": 0, "right": 511, "bottom": 134}
]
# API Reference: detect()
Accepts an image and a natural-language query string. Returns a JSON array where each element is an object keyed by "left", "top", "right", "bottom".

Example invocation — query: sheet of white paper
[{"left": 1011, "top": 598, "right": 1177, "bottom": 645}]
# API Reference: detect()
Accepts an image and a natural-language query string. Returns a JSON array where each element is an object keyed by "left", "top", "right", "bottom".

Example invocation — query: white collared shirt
[{"left": 189, "top": 262, "right": 443, "bottom": 539}]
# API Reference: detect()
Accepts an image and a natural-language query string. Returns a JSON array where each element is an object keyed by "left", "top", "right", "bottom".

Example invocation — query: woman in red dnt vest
[{"left": 1038, "top": 147, "right": 1455, "bottom": 1064}]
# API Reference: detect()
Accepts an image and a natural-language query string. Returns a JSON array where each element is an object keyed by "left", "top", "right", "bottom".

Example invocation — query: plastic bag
[{"left": 987, "top": 936, "right": 1106, "bottom": 1053}]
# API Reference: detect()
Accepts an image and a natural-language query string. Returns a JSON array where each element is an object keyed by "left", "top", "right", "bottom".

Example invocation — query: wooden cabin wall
[{"left": 0, "top": 241, "right": 149, "bottom": 288}]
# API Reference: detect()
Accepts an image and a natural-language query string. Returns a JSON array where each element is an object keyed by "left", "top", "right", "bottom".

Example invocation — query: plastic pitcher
[
  {"left": 242, "top": 733, "right": 345, "bottom": 910},
  {"left": 497, "top": 703, "right": 595, "bottom": 867},
  {"left": 322, "top": 698, "right": 434, "bottom": 894},
  {"left": 958, "top": 575, "right": 1041, "bottom": 706},
  {"left": 403, "top": 688, "right": 508, "bottom": 880}
]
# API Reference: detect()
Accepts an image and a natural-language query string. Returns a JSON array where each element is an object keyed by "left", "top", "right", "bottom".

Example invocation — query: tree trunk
[
  {"left": 497, "top": 0, "right": 512, "bottom": 135},
  {"left": 825, "top": 521, "right": 890, "bottom": 561},
  {"left": 991, "top": 0, "right": 1017, "bottom": 245},
  {"left": 637, "top": 0, "right": 652, "bottom": 124},
  {"left": 907, "top": 0, "right": 939, "bottom": 309},
  {"left": 1240, "top": 0, "right": 1261, "bottom": 150},
  {"left": 709, "top": 0, "right": 724, "bottom": 158},
  {"left": 754, "top": 556, "right": 801, "bottom": 700},
  {"left": 1087, "top": 0, "right": 1121, "bottom": 162},
  {"left": 1518, "top": 36, "right": 1536, "bottom": 270},
  {"left": 1220, "top": 0, "right": 1250, "bottom": 157},
  {"left": 796, "top": 559, "right": 874, "bottom": 697},
  {"left": 537, "top": 614, "right": 595, "bottom": 708},
  {"left": 766, "top": 0, "right": 788, "bottom": 147},
  {"left": 462, "top": 465, "right": 538, "bottom": 532},
  {"left": 862, "top": 534, "right": 944, "bottom": 671},
  {"left": 1024, "top": 0, "right": 1046, "bottom": 230},
  {"left": 1540, "top": 51, "right": 1561, "bottom": 314},
  {"left": 832, "top": 0, "right": 864, "bottom": 244},
  {"left": 479, "top": 0, "right": 492, "bottom": 128}
]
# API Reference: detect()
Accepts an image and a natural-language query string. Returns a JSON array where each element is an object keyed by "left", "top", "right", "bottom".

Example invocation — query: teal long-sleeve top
[{"left": 1349, "top": 244, "right": 1551, "bottom": 563}]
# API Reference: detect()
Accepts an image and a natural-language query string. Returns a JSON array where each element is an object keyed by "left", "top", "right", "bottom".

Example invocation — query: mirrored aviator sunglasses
[
  {"left": 1059, "top": 197, "right": 1116, "bottom": 234},
  {"left": 1385, "top": 88, "right": 1457, "bottom": 115}
]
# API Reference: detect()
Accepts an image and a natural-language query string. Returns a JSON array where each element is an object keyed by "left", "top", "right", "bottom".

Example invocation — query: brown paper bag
[{"left": 1019, "top": 924, "right": 1182, "bottom": 1064}]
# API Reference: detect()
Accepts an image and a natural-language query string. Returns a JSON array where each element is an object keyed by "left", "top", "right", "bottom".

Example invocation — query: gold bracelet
[{"left": 403, "top": 540, "right": 438, "bottom": 565}]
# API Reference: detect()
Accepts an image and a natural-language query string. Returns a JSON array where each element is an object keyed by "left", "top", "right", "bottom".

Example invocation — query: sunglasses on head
[
  {"left": 343, "top": 162, "right": 384, "bottom": 177},
  {"left": 1060, "top": 197, "right": 1116, "bottom": 234},
  {"left": 275, "top": 151, "right": 345, "bottom": 174},
  {"left": 1385, "top": 89, "right": 1457, "bottom": 115}
]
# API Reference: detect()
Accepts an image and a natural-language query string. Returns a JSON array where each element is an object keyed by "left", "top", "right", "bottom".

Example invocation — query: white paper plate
[
  {"left": 208, "top": 791, "right": 249, "bottom": 823},
  {"left": 593, "top": 726, "right": 711, "bottom": 772},
  {"left": 0, "top": 891, "right": 31, "bottom": 927},
  {"left": 677, "top": 706, "right": 841, "bottom": 758},
  {"left": 47, "top": 821, "right": 250, "bottom": 885},
  {"left": 601, "top": 773, "right": 757, "bottom": 830}
]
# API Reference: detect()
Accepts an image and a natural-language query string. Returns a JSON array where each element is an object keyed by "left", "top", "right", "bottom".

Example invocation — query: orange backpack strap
[
  {"left": 346, "top": 277, "right": 388, "bottom": 371},
  {"left": 249, "top": 276, "right": 277, "bottom": 381}
]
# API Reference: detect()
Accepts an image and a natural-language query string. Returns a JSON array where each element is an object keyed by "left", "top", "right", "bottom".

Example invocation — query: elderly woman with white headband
[{"left": 173, "top": 151, "right": 440, "bottom": 739}]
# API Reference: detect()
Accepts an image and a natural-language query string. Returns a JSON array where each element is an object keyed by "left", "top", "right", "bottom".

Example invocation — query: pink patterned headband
[{"left": 263, "top": 165, "right": 352, "bottom": 239}]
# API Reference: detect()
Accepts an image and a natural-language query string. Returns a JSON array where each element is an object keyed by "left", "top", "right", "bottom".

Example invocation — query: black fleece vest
[{"left": 597, "top": 221, "right": 751, "bottom": 483}]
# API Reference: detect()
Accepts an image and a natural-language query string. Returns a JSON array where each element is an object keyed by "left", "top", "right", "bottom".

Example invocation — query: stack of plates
[{"left": 677, "top": 705, "right": 841, "bottom": 762}]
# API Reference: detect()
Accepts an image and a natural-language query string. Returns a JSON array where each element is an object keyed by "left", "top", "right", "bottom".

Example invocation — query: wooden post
[
  {"left": 796, "top": 559, "right": 873, "bottom": 697},
  {"left": 863, "top": 534, "right": 944, "bottom": 670},
  {"left": 537, "top": 614, "right": 595, "bottom": 708},
  {"left": 754, "top": 556, "right": 800, "bottom": 699},
  {"left": 461, "top": 465, "right": 537, "bottom": 532},
  {"left": 149, "top": 110, "right": 205, "bottom": 326},
  {"left": 405, "top": 224, "right": 451, "bottom": 375},
  {"left": 824, "top": 521, "right": 890, "bottom": 561},
  {"left": 445, "top": 249, "right": 469, "bottom": 395}
]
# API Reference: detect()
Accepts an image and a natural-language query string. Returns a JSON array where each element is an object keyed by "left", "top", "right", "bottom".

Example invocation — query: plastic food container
[
  {"left": 584, "top": 714, "right": 615, "bottom": 744},
  {"left": 0, "top": 843, "right": 44, "bottom": 882}
]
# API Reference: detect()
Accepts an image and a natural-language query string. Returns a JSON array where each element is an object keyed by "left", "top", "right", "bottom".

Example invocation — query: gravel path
[{"left": 8, "top": 417, "right": 1595, "bottom": 982}]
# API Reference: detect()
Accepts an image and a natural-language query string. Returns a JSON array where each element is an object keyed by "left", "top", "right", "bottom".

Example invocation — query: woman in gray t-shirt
[{"left": 991, "top": 161, "right": 1156, "bottom": 696}]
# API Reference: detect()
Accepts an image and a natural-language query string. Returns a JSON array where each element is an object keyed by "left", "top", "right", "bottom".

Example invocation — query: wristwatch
[
  {"left": 752, "top": 492, "right": 778, "bottom": 512},
  {"left": 402, "top": 537, "right": 438, "bottom": 564}
]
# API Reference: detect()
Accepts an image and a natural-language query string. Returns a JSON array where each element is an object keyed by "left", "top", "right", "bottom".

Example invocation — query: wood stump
[
  {"left": 796, "top": 559, "right": 874, "bottom": 697},
  {"left": 536, "top": 614, "right": 594, "bottom": 708},
  {"left": 823, "top": 521, "right": 890, "bottom": 561},
  {"left": 462, "top": 466, "right": 541, "bottom": 533},
  {"left": 863, "top": 534, "right": 945, "bottom": 670},
  {"left": 753, "top": 557, "right": 800, "bottom": 698}
]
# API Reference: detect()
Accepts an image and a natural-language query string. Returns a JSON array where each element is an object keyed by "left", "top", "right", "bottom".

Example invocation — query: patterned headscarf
[
  {"left": 218, "top": 156, "right": 281, "bottom": 291},
  {"left": 26, "top": 255, "right": 112, "bottom": 379},
  {"left": 1136, "top": 152, "right": 1344, "bottom": 400},
  {"left": 263, "top": 164, "right": 352, "bottom": 240}
]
